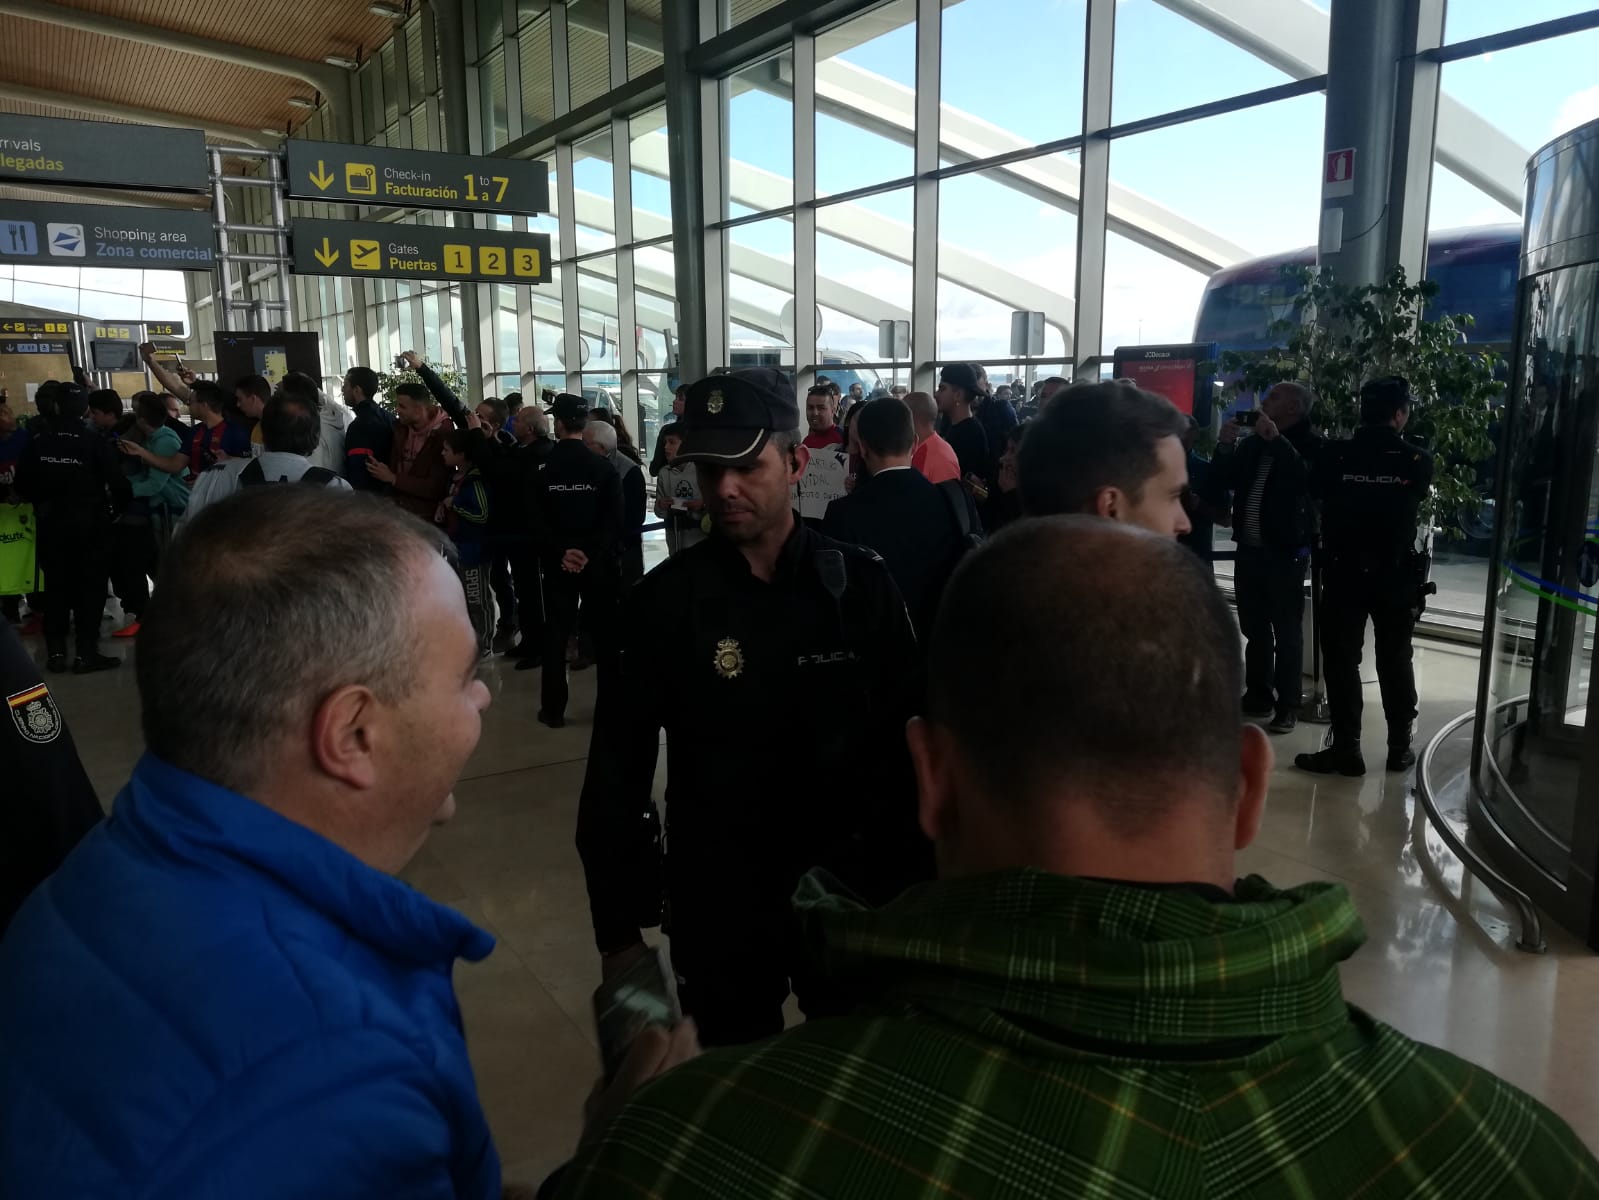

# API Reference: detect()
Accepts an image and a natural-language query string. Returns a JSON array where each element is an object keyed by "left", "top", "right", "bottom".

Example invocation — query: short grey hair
[
  {"left": 139, "top": 488, "right": 451, "bottom": 794},
  {"left": 586, "top": 420, "right": 617, "bottom": 453},
  {"left": 518, "top": 406, "right": 548, "bottom": 437},
  {"left": 1271, "top": 381, "right": 1317, "bottom": 418}
]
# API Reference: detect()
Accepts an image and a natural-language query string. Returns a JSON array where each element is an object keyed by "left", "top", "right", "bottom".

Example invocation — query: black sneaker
[
  {"left": 1295, "top": 745, "right": 1366, "bottom": 777},
  {"left": 1267, "top": 710, "right": 1298, "bottom": 735},
  {"left": 536, "top": 709, "right": 566, "bottom": 729},
  {"left": 1387, "top": 746, "right": 1417, "bottom": 772},
  {"left": 46, "top": 653, "right": 68, "bottom": 673},
  {"left": 72, "top": 654, "right": 121, "bottom": 675},
  {"left": 1241, "top": 694, "right": 1275, "bottom": 720}
]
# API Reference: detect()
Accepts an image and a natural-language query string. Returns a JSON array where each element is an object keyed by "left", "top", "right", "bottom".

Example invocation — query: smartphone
[
  {"left": 1235, "top": 410, "right": 1260, "bottom": 428},
  {"left": 173, "top": 354, "right": 185, "bottom": 372},
  {"left": 592, "top": 948, "right": 680, "bottom": 1082},
  {"left": 394, "top": 354, "right": 408, "bottom": 370}
]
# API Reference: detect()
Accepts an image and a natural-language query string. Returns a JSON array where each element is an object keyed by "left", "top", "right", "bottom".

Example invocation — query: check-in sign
[
  {"left": 286, "top": 141, "right": 550, "bottom": 215},
  {"left": 290, "top": 218, "right": 552, "bottom": 283}
]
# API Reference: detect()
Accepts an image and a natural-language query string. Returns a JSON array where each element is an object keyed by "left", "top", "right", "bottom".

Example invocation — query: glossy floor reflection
[{"left": 29, "top": 627, "right": 1599, "bottom": 1184}]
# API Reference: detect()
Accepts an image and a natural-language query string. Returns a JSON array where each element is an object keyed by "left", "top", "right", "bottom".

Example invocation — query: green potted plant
[
  {"left": 373, "top": 362, "right": 471, "bottom": 414},
  {"left": 1219, "top": 264, "right": 1503, "bottom": 542}
]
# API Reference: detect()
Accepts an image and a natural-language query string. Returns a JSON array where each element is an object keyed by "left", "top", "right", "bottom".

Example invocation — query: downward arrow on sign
[
  {"left": 313, "top": 238, "right": 340, "bottom": 268},
  {"left": 308, "top": 160, "right": 335, "bottom": 190}
]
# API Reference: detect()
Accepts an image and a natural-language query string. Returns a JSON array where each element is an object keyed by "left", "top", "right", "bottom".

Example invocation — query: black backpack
[
  {"left": 937, "top": 479, "right": 985, "bottom": 553},
  {"left": 239, "top": 458, "right": 339, "bottom": 488}
]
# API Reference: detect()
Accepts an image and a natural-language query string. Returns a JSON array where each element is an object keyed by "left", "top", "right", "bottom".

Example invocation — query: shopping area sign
[
  {"left": 0, "top": 200, "right": 215, "bottom": 271},
  {"left": 0, "top": 115, "right": 208, "bottom": 192},
  {"left": 289, "top": 217, "right": 552, "bottom": 283},
  {"left": 286, "top": 140, "right": 550, "bottom": 215}
]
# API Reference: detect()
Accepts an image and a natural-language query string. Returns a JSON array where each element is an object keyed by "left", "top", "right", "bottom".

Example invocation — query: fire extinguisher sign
[{"left": 1324, "top": 147, "right": 1356, "bottom": 198}]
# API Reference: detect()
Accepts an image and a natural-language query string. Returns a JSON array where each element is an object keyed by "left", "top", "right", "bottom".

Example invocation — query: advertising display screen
[
  {"left": 213, "top": 331, "right": 322, "bottom": 389},
  {"left": 1112, "top": 343, "right": 1218, "bottom": 428}
]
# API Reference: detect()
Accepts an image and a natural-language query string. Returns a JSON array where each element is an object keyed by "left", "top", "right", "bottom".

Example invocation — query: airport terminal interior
[{"left": 6, "top": 0, "right": 1599, "bottom": 1189}]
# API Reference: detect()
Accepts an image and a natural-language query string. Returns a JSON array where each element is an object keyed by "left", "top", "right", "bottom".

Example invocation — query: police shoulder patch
[{"left": 7, "top": 683, "right": 62, "bottom": 745}]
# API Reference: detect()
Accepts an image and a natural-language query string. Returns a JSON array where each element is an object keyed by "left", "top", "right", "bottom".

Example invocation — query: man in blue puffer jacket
[{"left": 0, "top": 487, "right": 501, "bottom": 1198}]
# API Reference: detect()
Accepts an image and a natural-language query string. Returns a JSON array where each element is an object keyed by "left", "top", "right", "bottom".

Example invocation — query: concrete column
[
  {"left": 1073, "top": 0, "right": 1114, "bottom": 371},
  {"left": 432, "top": 0, "right": 485, "bottom": 390},
  {"left": 1317, "top": 0, "right": 1408, "bottom": 287}
]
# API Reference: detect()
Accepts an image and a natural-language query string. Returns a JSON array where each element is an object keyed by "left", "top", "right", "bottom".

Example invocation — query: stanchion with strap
[{"left": 1300, "top": 548, "right": 1331, "bottom": 724}]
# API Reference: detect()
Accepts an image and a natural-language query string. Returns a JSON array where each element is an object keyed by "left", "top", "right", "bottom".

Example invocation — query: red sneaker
[{"left": 111, "top": 620, "right": 142, "bottom": 639}]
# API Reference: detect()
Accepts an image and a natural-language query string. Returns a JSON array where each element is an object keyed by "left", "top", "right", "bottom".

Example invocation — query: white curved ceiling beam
[
  {"left": 811, "top": 59, "right": 1248, "bottom": 274},
  {"left": 570, "top": 188, "right": 913, "bottom": 342},
  {"left": 625, "top": 132, "right": 1073, "bottom": 345},
  {"left": 1152, "top": 0, "right": 1526, "bottom": 212}
]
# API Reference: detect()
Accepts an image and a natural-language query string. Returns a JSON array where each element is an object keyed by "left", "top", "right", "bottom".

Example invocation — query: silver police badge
[{"left": 8, "top": 684, "right": 62, "bottom": 745}]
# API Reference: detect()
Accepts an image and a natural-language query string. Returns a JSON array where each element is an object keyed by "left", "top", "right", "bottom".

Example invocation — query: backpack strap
[
  {"left": 238, "top": 458, "right": 266, "bottom": 486},
  {"left": 301, "top": 466, "right": 338, "bottom": 486}
]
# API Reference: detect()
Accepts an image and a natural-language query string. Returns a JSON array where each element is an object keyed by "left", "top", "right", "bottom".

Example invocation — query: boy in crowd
[
  {"left": 439, "top": 429, "right": 494, "bottom": 656},
  {"left": 652, "top": 424, "right": 705, "bottom": 557}
]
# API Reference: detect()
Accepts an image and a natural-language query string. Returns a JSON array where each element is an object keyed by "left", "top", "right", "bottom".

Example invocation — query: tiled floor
[{"left": 30, "top": 616, "right": 1599, "bottom": 1187}]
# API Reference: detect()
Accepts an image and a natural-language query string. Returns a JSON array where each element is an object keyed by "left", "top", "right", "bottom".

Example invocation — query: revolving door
[{"left": 1471, "top": 117, "right": 1599, "bottom": 948}]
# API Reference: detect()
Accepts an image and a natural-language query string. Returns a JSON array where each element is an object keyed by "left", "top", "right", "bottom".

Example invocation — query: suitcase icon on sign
[{"left": 346, "top": 163, "right": 377, "bottom": 196}]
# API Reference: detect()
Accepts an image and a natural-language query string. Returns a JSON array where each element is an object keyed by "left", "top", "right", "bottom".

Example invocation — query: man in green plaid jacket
[{"left": 559, "top": 519, "right": 1598, "bottom": 1199}]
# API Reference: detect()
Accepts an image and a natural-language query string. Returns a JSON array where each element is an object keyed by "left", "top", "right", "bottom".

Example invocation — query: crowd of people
[{"left": 0, "top": 357, "right": 1589, "bottom": 1198}]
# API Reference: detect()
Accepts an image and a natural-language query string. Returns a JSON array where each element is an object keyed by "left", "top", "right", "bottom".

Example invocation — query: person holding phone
[{"left": 1212, "top": 382, "right": 1323, "bottom": 735}]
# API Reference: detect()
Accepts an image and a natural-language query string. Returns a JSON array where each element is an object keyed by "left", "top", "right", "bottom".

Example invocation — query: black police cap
[
  {"left": 676, "top": 368, "right": 799, "bottom": 468},
  {"left": 550, "top": 393, "right": 588, "bottom": 426}
]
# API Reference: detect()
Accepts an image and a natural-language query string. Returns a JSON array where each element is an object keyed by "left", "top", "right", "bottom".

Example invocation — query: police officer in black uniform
[
  {"left": 1297, "top": 376, "right": 1434, "bottom": 777},
  {"left": 530, "top": 394, "right": 622, "bottom": 729},
  {"left": 15, "top": 384, "right": 128, "bottom": 675},
  {"left": 0, "top": 619, "right": 101, "bottom": 933},
  {"left": 576, "top": 367, "right": 924, "bottom": 1047}
]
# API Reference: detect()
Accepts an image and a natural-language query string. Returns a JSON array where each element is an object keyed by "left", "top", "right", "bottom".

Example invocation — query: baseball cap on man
[
  {"left": 675, "top": 368, "right": 799, "bottom": 468},
  {"left": 940, "top": 362, "right": 981, "bottom": 396}
]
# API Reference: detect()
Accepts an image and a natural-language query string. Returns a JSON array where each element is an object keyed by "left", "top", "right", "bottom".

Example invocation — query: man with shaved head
[
  {"left": 907, "top": 389, "right": 959, "bottom": 484},
  {"left": 560, "top": 517, "right": 1596, "bottom": 1199}
]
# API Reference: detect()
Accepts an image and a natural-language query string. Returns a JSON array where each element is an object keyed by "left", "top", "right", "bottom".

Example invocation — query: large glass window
[
  {"left": 936, "top": 166, "right": 1076, "bottom": 363},
  {"left": 816, "top": 187, "right": 913, "bottom": 365},
  {"left": 1109, "top": 93, "right": 1326, "bottom": 359},
  {"left": 1446, "top": 0, "right": 1599, "bottom": 43},
  {"left": 1429, "top": 27, "right": 1599, "bottom": 239},
  {"left": 816, "top": 1, "right": 915, "bottom": 197},
  {"left": 727, "top": 216, "right": 795, "bottom": 367},
  {"left": 630, "top": 106, "right": 672, "bottom": 239},
  {"left": 573, "top": 126, "right": 617, "bottom": 252},
  {"left": 726, "top": 52, "right": 793, "bottom": 217},
  {"left": 942, "top": 0, "right": 1084, "bottom": 149},
  {"left": 1112, "top": 1, "right": 1303, "bottom": 125}
]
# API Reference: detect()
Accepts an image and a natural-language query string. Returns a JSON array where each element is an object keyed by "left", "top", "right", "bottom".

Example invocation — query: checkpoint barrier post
[{"left": 1300, "top": 549, "right": 1331, "bottom": 724}]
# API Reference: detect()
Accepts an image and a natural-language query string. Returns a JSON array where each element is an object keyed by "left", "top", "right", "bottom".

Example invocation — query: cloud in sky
[{"left": 1553, "top": 85, "right": 1599, "bottom": 139}]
